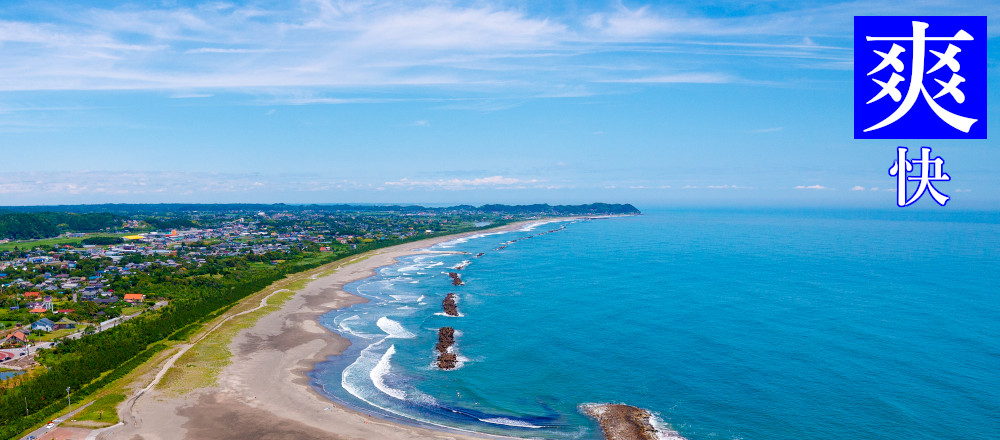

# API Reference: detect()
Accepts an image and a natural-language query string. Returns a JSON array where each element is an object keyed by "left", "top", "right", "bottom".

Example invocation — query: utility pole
[{"left": 66, "top": 386, "right": 71, "bottom": 411}]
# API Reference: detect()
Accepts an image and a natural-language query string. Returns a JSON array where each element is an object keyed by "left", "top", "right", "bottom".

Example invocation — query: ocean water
[{"left": 309, "top": 209, "right": 1000, "bottom": 440}]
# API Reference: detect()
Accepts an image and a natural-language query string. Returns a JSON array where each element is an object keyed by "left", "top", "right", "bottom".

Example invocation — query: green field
[
  {"left": 34, "top": 328, "right": 76, "bottom": 342},
  {"left": 0, "top": 233, "right": 127, "bottom": 252},
  {"left": 120, "top": 305, "right": 146, "bottom": 315},
  {"left": 69, "top": 393, "right": 125, "bottom": 425}
]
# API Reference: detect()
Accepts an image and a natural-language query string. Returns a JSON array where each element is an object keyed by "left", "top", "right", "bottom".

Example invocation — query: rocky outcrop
[
  {"left": 448, "top": 272, "right": 464, "bottom": 286},
  {"left": 436, "top": 327, "right": 457, "bottom": 369},
  {"left": 493, "top": 223, "right": 569, "bottom": 250},
  {"left": 582, "top": 403, "right": 674, "bottom": 440},
  {"left": 442, "top": 293, "right": 459, "bottom": 317},
  {"left": 437, "top": 352, "right": 457, "bottom": 369}
]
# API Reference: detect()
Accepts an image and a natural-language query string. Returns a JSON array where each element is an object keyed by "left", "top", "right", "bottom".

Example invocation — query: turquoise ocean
[{"left": 309, "top": 209, "right": 1000, "bottom": 440}]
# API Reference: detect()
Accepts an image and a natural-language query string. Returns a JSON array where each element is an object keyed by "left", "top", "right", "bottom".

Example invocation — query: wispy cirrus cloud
[
  {"left": 0, "top": 0, "right": 883, "bottom": 95},
  {"left": 597, "top": 72, "right": 737, "bottom": 84},
  {"left": 0, "top": 171, "right": 371, "bottom": 196},
  {"left": 383, "top": 175, "right": 545, "bottom": 190}
]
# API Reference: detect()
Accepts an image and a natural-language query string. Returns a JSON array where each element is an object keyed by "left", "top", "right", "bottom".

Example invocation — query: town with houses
[
  {"left": 0, "top": 202, "right": 637, "bottom": 439},
  {"left": 0, "top": 204, "right": 526, "bottom": 371}
]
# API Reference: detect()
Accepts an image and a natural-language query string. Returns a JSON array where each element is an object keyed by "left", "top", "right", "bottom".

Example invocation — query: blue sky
[{"left": 1, "top": 0, "right": 998, "bottom": 208}]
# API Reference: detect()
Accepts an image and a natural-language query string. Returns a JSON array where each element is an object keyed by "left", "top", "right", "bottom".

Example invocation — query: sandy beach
[{"left": 99, "top": 221, "right": 547, "bottom": 440}]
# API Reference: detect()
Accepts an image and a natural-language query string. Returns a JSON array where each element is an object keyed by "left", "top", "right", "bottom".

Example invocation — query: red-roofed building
[
  {"left": 56, "top": 309, "right": 75, "bottom": 314},
  {"left": 29, "top": 307, "right": 47, "bottom": 314},
  {"left": 2, "top": 330, "right": 28, "bottom": 347},
  {"left": 24, "top": 291, "right": 40, "bottom": 298},
  {"left": 123, "top": 293, "right": 145, "bottom": 303}
]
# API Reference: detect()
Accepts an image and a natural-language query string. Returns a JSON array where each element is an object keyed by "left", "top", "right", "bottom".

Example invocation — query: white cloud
[
  {"left": 184, "top": 48, "right": 273, "bottom": 54},
  {"left": 598, "top": 73, "right": 736, "bottom": 84},
  {"left": 795, "top": 184, "right": 829, "bottom": 190},
  {"left": 851, "top": 185, "right": 866, "bottom": 191},
  {"left": 383, "top": 175, "right": 542, "bottom": 190},
  {"left": 0, "top": 171, "right": 370, "bottom": 196},
  {"left": 0, "top": 1, "right": 867, "bottom": 93},
  {"left": 169, "top": 92, "right": 213, "bottom": 98},
  {"left": 706, "top": 184, "right": 755, "bottom": 189}
]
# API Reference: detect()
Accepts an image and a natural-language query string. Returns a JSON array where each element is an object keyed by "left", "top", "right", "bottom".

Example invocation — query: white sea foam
[
  {"left": 337, "top": 315, "right": 374, "bottom": 338},
  {"left": 376, "top": 317, "right": 416, "bottom": 338},
  {"left": 431, "top": 230, "right": 510, "bottom": 249},
  {"left": 370, "top": 345, "right": 406, "bottom": 400},
  {"left": 397, "top": 264, "right": 421, "bottom": 273},
  {"left": 342, "top": 349, "right": 518, "bottom": 439},
  {"left": 649, "top": 412, "right": 689, "bottom": 440},
  {"left": 519, "top": 220, "right": 560, "bottom": 231},
  {"left": 479, "top": 417, "right": 543, "bottom": 429},
  {"left": 416, "top": 295, "right": 426, "bottom": 302},
  {"left": 434, "top": 311, "right": 465, "bottom": 317}
]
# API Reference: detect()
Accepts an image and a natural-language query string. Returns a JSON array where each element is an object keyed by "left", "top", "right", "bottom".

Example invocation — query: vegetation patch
[{"left": 65, "top": 393, "right": 125, "bottom": 427}]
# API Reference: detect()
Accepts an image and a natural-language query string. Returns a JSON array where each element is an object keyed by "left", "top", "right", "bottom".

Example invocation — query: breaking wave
[
  {"left": 479, "top": 417, "right": 543, "bottom": 429},
  {"left": 370, "top": 345, "right": 406, "bottom": 400},
  {"left": 376, "top": 317, "right": 416, "bottom": 338}
]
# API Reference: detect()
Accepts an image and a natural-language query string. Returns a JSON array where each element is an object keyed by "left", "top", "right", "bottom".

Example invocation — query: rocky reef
[
  {"left": 582, "top": 403, "right": 675, "bottom": 440},
  {"left": 442, "top": 293, "right": 460, "bottom": 317},
  {"left": 436, "top": 327, "right": 457, "bottom": 369},
  {"left": 448, "top": 272, "right": 464, "bottom": 286}
]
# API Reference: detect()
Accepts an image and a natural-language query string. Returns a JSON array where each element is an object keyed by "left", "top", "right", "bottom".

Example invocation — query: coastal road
[
  {"left": 63, "top": 301, "right": 168, "bottom": 341},
  {"left": 19, "top": 400, "right": 95, "bottom": 440}
]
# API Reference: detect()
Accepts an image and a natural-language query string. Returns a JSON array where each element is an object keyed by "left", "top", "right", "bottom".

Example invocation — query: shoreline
[{"left": 101, "top": 219, "right": 573, "bottom": 440}]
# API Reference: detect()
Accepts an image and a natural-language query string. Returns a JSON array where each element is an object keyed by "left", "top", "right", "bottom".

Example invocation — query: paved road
[
  {"left": 63, "top": 301, "right": 168, "bottom": 341},
  {"left": 0, "top": 341, "right": 55, "bottom": 368},
  {"left": 19, "top": 400, "right": 95, "bottom": 440}
]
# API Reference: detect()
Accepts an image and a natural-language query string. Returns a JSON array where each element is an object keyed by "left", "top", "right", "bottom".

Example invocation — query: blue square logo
[{"left": 855, "top": 16, "right": 986, "bottom": 139}]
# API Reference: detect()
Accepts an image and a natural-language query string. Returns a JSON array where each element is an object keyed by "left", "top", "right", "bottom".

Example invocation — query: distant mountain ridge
[
  {"left": 0, "top": 212, "right": 122, "bottom": 240},
  {"left": 0, "top": 203, "right": 640, "bottom": 216},
  {"left": 0, "top": 203, "right": 639, "bottom": 240}
]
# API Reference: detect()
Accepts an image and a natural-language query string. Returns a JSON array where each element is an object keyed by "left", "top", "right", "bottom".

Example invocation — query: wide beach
[{"left": 99, "top": 222, "right": 541, "bottom": 440}]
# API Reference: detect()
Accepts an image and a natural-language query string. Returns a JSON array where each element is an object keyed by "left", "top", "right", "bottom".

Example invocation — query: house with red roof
[
  {"left": 123, "top": 293, "right": 145, "bottom": 304},
  {"left": 1, "top": 330, "right": 28, "bottom": 347},
  {"left": 23, "top": 291, "right": 40, "bottom": 299}
]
